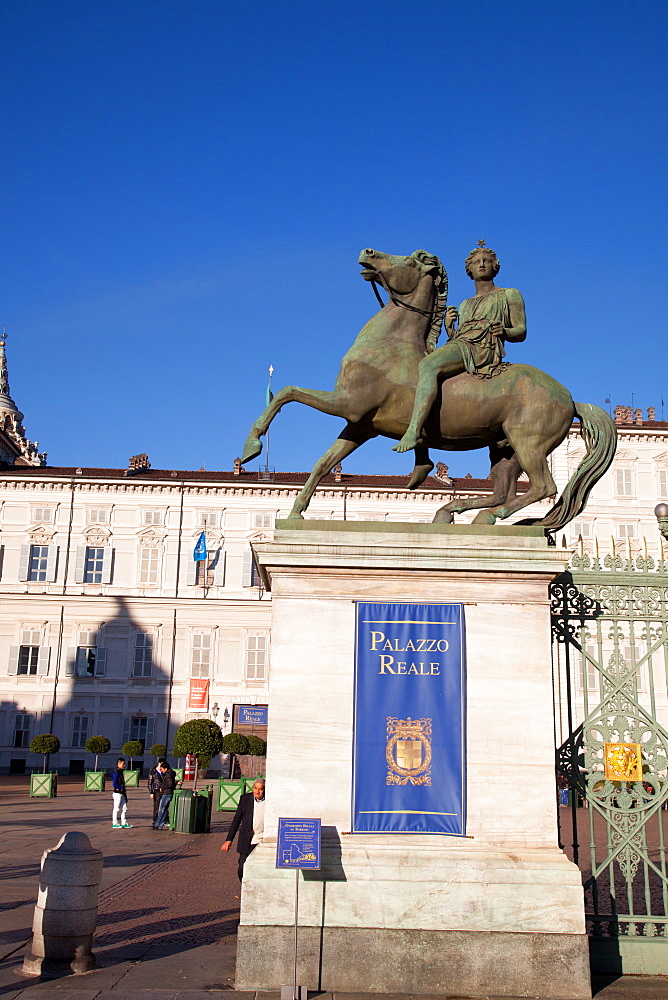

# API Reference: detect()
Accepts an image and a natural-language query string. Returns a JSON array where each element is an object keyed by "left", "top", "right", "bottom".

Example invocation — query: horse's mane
[{"left": 411, "top": 250, "right": 448, "bottom": 352}]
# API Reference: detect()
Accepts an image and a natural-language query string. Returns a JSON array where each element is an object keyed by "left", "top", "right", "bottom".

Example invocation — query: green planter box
[
  {"left": 216, "top": 779, "right": 244, "bottom": 811},
  {"left": 168, "top": 787, "right": 186, "bottom": 830},
  {"left": 84, "top": 770, "right": 106, "bottom": 792},
  {"left": 30, "top": 772, "right": 57, "bottom": 797},
  {"left": 173, "top": 768, "right": 185, "bottom": 784},
  {"left": 123, "top": 769, "right": 140, "bottom": 787}
]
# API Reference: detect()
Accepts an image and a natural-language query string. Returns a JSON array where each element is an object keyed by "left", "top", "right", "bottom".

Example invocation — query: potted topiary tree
[
  {"left": 222, "top": 731, "right": 249, "bottom": 779},
  {"left": 121, "top": 740, "right": 144, "bottom": 787},
  {"left": 150, "top": 743, "right": 167, "bottom": 759},
  {"left": 29, "top": 734, "right": 60, "bottom": 797},
  {"left": 173, "top": 719, "right": 224, "bottom": 793},
  {"left": 84, "top": 735, "right": 111, "bottom": 791}
]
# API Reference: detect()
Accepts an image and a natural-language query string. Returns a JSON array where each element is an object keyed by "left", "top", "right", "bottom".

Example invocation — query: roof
[{"left": 0, "top": 464, "right": 509, "bottom": 492}]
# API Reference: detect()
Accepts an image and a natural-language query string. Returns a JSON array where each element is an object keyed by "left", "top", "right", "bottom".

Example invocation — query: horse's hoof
[
  {"left": 286, "top": 512, "right": 304, "bottom": 520},
  {"left": 407, "top": 462, "right": 434, "bottom": 491},
  {"left": 472, "top": 510, "right": 497, "bottom": 525},
  {"left": 432, "top": 510, "right": 454, "bottom": 524},
  {"left": 241, "top": 435, "right": 263, "bottom": 464}
]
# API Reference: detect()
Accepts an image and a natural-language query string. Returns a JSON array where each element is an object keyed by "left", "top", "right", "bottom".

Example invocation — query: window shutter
[
  {"left": 146, "top": 718, "right": 155, "bottom": 748},
  {"left": 214, "top": 549, "right": 226, "bottom": 587},
  {"left": 242, "top": 547, "right": 253, "bottom": 587},
  {"left": 186, "top": 558, "right": 197, "bottom": 586},
  {"left": 65, "top": 647, "right": 77, "bottom": 676},
  {"left": 19, "top": 544, "right": 31, "bottom": 582},
  {"left": 101, "top": 547, "right": 113, "bottom": 585},
  {"left": 74, "top": 546, "right": 86, "bottom": 584},
  {"left": 121, "top": 716, "right": 131, "bottom": 745},
  {"left": 94, "top": 647, "right": 107, "bottom": 676},
  {"left": 37, "top": 647, "right": 51, "bottom": 676},
  {"left": 8, "top": 646, "right": 20, "bottom": 676},
  {"left": 46, "top": 545, "right": 59, "bottom": 583}
]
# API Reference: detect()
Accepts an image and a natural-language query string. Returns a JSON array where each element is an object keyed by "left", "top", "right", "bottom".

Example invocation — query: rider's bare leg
[
  {"left": 407, "top": 446, "right": 434, "bottom": 491},
  {"left": 393, "top": 344, "right": 466, "bottom": 454}
]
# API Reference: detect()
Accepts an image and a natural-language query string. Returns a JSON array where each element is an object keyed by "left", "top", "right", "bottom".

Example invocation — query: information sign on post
[{"left": 276, "top": 818, "right": 321, "bottom": 1000}]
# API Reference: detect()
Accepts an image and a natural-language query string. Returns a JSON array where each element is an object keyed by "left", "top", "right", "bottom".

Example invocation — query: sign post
[{"left": 276, "top": 818, "right": 321, "bottom": 1000}]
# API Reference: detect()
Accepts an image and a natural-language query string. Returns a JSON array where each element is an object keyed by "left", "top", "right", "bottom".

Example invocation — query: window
[
  {"left": 31, "top": 507, "right": 54, "bottom": 523},
  {"left": 28, "top": 545, "right": 49, "bottom": 582},
  {"left": 198, "top": 511, "right": 219, "bottom": 528},
  {"left": 66, "top": 631, "right": 106, "bottom": 677},
  {"left": 252, "top": 511, "right": 274, "bottom": 529},
  {"left": 191, "top": 633, "right": 212, "bottom": 678},
  {"left": 570, "top": 521, "right": 592, "bottom": 539},
  {"left": 84, "top": 547, "right": 105, "bottom": 584},
  {"left": 134, "top": 632, "right": 153, "bottom": 677},
  {"left": 141, "top": 510, "right": 163, "bottom": 526},
  {"left": 617, "top": 523, "right": 637, "bottom": 539},
  {"left": 659, "top": 470, "right": 668, "bottom": 498},
  {"left": 246, "top": 634, "right": 268, "bottom": 680},
  {"left": 13, "top": 714, "right": 31, "bottom": 748},
  {"left": 9, "top": 632, "right": 50, "bottom": 676},
  {"left": 121, "top": 715, "right": 155, "bottom": 749},
  {"left": 242, "top": 547, "right": 262, "bottom": 587},
  {"left": 138, "top": 547, "right": 160, "bottom": 586},
  {"left": 615, "top": 468, "right": 634, "bottom": 497},
  {"left": 71, "top": 715, "right": 90, "bottom": 748},
  {"left": 87, "top": 508, "right": 109, "bottom": 524}
]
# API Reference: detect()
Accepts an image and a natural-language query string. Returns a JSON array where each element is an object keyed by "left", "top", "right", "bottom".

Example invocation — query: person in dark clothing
[
  {"left": 221, "top": 778, "right": 265, "bottom": 880},
  {"left": 147, "top": 757, "right": 166, "bottom": 826},
  {"left": 154, "top": 761, "right": 177, "bottom": 829},
  {"left": 112, "top": 757, "right": 131, "bottom": 828}
]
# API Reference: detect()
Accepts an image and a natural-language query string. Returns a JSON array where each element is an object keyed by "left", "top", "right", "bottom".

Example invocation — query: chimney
[
  {"left": 127, "top": 453, "right": 150, "bottom": 475},
  {"left": 648, "top": 406, "right": 656, "bottom": 421},
  {"left": 434, "top": 462, "right": 452, "bottom": 485},
  {"left": 634, "top": 408, "right": 643, "bottom": 425},
  {"left": 233, "top": 457, "right": 244, "bottom": 476},
  {"left": 333, "top": 462, "right": 343, "bottom": 482}
]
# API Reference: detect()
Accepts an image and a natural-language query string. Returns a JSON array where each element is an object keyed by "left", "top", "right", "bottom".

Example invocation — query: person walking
[
  {"left": 147, "top": 757, "right": 166, "bottom": 826},
  {"left": 154, "top": 761, "right": 176, "bottom": 830},
  {"left": 112, "top": 757, "right": 132, "bottom": 829},
  {"left": 221, "top": 778, "right": 265, "bottom": 880}
]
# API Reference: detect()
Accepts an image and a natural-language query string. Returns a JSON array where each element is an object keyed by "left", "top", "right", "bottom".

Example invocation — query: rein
[{"left": 370, "top": 271, "right": 436, "bottom": 319}]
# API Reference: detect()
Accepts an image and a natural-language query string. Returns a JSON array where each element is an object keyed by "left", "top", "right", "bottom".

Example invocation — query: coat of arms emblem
[{"left": 386, "top": 717, "right": 432, "bottom": 785}]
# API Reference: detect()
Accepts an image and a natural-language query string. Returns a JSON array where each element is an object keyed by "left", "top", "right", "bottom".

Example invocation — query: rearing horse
[{"left": 241, "top": 248, "right": 616, "bottom": 529}]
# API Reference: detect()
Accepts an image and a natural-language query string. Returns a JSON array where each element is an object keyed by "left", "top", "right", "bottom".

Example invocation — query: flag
[
  {"left": 193, "top": 531, "right": 207, "bottom": 562},
  {"left": 266, "top": 382, "right": 274, "bottom": 406}
]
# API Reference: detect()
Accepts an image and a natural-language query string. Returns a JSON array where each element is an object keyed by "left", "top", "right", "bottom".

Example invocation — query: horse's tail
[{"left": 539, "top": 402, "right": 617, "bottom": 532}]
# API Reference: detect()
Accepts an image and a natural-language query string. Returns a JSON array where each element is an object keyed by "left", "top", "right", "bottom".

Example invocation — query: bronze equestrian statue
[{"left": 241, "top": 244, "right": 616, "bottom": 530}]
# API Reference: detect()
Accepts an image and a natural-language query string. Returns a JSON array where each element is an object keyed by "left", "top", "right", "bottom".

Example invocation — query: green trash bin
[
  {"left": 194, "top": 787, "right": 213, "bottom": 833},
  {"left": 168, "top": 787, "right": 186, "bottom": 830},
  {"left": 173, "top": 789, "right": 198, "bottom": 833},
  {"left": 216, "top": 779, "right": 244, "bottom": 811},
  {"left": 84, "top": 770, "right": 106, "bottom": 792},
  {"left": 30, "top": 772, "right": 57, "bottom": 797}
]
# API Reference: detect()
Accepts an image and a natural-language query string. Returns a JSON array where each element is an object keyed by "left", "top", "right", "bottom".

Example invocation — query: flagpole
[{"left": 264, "top": 364, "right": 274, "bottom": 473}]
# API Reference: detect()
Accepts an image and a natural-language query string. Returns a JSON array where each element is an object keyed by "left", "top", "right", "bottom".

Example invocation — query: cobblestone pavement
[{"left": 2, "top": 779, "right": 668, "bottom": 998}]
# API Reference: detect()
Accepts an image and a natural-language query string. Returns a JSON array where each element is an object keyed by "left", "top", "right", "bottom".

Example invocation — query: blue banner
[
  {"left": 193, "top": 531, "right": 207, "bottom": 562},
  {"left": 353, "top": 602, "right": 465, "bottom": 835},
  {"left": 238, "top": 706, "right": 268, "bottom": 726}
]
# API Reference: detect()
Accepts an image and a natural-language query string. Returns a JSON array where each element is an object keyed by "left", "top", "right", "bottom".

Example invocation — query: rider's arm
[{"left": 502, "top": 288, "right": 526, "bottom": 342}]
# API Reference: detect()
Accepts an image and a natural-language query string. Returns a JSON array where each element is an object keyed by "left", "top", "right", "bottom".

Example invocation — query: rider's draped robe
[{"left": 449, "top": 287, "right": 517, "bottom": 379}]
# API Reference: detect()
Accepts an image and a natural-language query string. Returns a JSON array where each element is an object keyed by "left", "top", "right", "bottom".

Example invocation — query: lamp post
[{"left": 655, "top": 503, "right": 668, "bottom": 542}]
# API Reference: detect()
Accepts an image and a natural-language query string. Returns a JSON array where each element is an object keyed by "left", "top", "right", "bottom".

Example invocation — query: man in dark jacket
[
  {"left": 154, "top": 761, "right": 177, "bottom": 830},
  {"left": 112, "top": 757, "right": 131, "bottom": 829},
  {"left": 147, "top": 757, "right": 166, "bottom": 826},
  {"left": 221, "top": 779, "right": 265, "bottom": 880}
]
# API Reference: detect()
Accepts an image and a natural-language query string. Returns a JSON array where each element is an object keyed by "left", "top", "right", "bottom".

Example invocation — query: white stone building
[{"left": 1, "top": 345, "right": 666, "bottom": 776}]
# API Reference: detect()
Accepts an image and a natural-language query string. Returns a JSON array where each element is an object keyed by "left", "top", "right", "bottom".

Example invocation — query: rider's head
[{"left": 465, "top": 243, "right": 500, "bottom": 279}]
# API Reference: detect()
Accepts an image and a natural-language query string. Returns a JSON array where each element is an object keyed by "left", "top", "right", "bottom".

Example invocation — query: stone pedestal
[{"left": 237, "top": 521, "right": 590, "bottom": 999}]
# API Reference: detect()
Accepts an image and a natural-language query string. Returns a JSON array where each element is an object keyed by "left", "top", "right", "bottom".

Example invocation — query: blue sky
[{"left": 1, "top": 0, "right": 666, "bottom": 478}]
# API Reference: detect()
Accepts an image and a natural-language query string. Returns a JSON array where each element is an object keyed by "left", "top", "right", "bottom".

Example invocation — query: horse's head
[{"left": 359, "top": 248, "right": 447, "bottom": 299}]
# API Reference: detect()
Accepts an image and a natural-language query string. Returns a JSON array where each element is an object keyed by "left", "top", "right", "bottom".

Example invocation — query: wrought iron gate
[{"left": 552, "top": 546, "right": 668, "bottom": 973}]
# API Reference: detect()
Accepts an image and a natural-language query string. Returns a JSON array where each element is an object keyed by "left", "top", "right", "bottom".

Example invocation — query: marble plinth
[{"left": 236, "top": 522, "right": 590, "bottom": 999}]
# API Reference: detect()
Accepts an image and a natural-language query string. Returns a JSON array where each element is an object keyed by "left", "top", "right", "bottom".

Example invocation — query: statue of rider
[{"left": 394, "top": 241, "right": 526, "bottom": 454}]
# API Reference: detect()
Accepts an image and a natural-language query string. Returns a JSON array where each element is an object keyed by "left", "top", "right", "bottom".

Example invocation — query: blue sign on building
[
  {"left": 352, "top": 602, "right": 466, "bottom": 836},
  {"left": 237, "top": 706, "right": 268, "bottom": 727},
  {"left": 276, "top": 818, "right": 321, "bottom": 870}
]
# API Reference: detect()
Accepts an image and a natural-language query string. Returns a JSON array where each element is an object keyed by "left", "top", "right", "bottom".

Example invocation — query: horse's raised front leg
[
  {"left": 241, "top": 385, "right": 361, "bottom": 464},
  {"left": 288, "top": 424, "right": 374, "bottom": 519}
]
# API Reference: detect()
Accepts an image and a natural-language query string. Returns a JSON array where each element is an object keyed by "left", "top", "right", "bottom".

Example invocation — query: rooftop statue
[{"left": 241, "top": 244, "right": 617, "bottom": 529}]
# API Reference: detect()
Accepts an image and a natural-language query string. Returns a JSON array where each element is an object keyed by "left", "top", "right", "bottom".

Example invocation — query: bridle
[{"left": 369, "top": 268, "right": 436, "bottom": 320}]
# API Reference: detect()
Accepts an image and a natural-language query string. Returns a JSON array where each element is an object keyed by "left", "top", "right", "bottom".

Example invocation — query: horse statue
[{"left": 241, "top": 247, "right": 617, "bottom": 530}]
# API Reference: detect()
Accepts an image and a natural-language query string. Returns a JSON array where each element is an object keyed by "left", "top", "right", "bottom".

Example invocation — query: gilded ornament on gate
[
  {"left": 386, "top": 717, "right": 432, "bottom": 785},
  {"left": 604, "top": 742, "right": 642, "bottom": 781}
]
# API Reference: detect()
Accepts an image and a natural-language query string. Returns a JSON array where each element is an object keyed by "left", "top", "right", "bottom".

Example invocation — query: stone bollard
[{"left": 22, "top": 831, "right": 104, "bottom": 977}]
